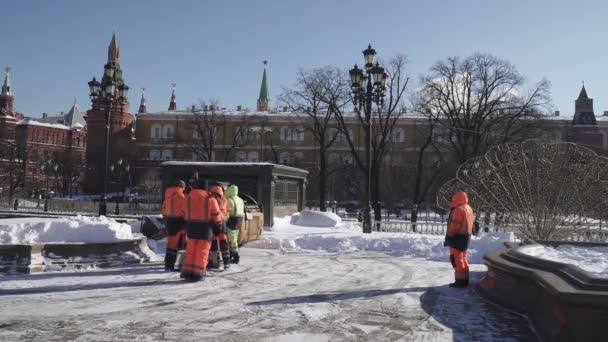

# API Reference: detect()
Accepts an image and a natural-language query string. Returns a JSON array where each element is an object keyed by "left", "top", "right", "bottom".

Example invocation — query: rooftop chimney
[
  {"left": 237, "top": 105, "right": 242, "bottom": 111},
  {"left": 554, "top": 110, "right": 560, "bottom": 116},
  {"left": 191, "top": 105, "right": 196, "bottom": 112},
  {"left": 204, "top": 105, "right": 209, "bottom": 112},
  {"left": 283, "top": 106, "right": 288, "bottom": 112},
  {"left": 604, "top": 111, "right": 608, "bottom": 116},
  {"left": 42, "top": 112, "right": 48, "bottom": 118}
]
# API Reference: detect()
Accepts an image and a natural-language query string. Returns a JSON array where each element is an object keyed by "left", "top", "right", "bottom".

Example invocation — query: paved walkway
[{"left": 0, "top": 249, "right": 537, "bottom": 341}]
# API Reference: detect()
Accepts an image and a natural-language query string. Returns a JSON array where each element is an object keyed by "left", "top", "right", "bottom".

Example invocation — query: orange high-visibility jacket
[
  {"left": 219, "top": 197, "right": 228, "bottom": 220},
  {"left": 446, "top": 192, "right": 475, "bottom": 249},
  {"left": 185, "top": 189, "right": 222, "bottom": 224},
  {"left": 161, "top": 186, "right": 186, "bottom": 218}
]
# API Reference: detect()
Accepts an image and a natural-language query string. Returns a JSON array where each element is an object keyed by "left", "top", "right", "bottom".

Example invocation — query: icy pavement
[{"left": 0, "top": 249, "right": 537, "bottom": 342}]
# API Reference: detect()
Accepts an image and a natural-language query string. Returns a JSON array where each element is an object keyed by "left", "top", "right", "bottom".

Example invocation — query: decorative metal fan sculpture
[{"left": 437, "top": 139, "right": 608, "bottom": 240}]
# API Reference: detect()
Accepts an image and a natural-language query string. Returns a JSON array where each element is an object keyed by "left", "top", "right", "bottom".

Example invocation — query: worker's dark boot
[
  {"left": 449, "top": 279, "right": 469, "bottom": 288},
  {"left": 231, "top": 252, "right": 240, "bottom": 264}
]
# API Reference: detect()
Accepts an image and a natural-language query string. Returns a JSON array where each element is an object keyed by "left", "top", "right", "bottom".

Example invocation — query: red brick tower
[
  {"left": 84, "top": 33, "right": 135, "bottom": 193},
  {"left": 0, "top": 66, "right": 17, "bottom": 141},
  {"left": 567, "top": 84, "right": 603, "bottom": 150}
]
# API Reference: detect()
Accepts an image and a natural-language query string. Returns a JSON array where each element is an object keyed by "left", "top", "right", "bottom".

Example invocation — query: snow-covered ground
[
  {"left": 0, "top": 216, "right": 135, "bottom": 244},
  {"left": 0, "top": 214, "right": 538, "bottom": 341},
  {"left": 520, "top": 244, "right": 608, "bottom": 278}
]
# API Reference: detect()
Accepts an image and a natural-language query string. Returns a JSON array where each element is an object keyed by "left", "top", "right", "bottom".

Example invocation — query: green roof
[{"left": 258, "top": 67, "right": 269, "bottom": 101}]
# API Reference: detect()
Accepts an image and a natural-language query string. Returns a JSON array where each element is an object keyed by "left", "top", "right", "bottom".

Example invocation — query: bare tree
[
  {"left": 188, "top": 101, "right": 257, "bottom": 162},
  {"left": 0, "top": 140, "right": 28, "bottom": 205},
  {"left": 333, "top": 55, "right": 410, "bottom": 220},
  {"left": 188, "top": 100, "right": 224, "bottom": 161},
  {"left": 280, "top": 67, "right": 350, "bottom": 211},
  {"left": 418, "top": 53, "right": 551, "bottom": 163},
  {"left": 55, "top": 152, "right": 85, "bottom": 197}
]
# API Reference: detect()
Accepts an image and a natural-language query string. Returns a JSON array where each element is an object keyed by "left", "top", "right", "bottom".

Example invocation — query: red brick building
[{"left": 0, "top": 67, "right": 87, "bottom": 202}]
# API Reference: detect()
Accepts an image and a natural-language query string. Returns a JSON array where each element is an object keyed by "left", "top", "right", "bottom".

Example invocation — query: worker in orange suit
[
  {"left": 209, "top": 185, "right": 231, "bottom": 270},
  {"left": 161, "top": 180, "right": 186, "bottom": 271},
  {"left": 443, "top": 191, "right": 475, "bottom": 288},
  {"left": 181, "top": 181, "right": 222, "bottom": 282}
]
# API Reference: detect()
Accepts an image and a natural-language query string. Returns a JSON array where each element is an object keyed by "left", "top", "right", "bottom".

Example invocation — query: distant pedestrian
[{"left": 443, "top": 191, "right": 475, "bottom": 288}]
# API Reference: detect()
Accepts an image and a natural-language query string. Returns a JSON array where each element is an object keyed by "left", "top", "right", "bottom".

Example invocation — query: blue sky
[{"left": 2, "top": 0, "right": 608, "bottom": 117}]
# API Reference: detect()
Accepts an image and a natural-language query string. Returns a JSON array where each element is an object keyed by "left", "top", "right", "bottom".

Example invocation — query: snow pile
[
  {"left": 520, "top": 244, "right": 608, "bottom": 278},
  {"left": 249, "top": 214, "right": 513, "bottom": 264},
  {"left": 0, "top": 216, "right": 135, "bottom": 244},
  {"left": 293, "top": 211, "right": 342, "bottom": 228}
]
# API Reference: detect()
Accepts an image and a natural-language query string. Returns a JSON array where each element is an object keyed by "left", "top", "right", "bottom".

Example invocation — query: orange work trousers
[
  {"left": 449, "top": 247, "right": 469, "bottom": 280},
  {"left": 167, "top": 229, "right": 186, "bottom": 251},
  {"left": 182, "top": 238, "right": 211, "bottom": 278}
]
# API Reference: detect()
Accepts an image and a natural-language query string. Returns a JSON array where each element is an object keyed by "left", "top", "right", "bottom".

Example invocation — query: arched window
[
  {"left": 161, "top": 149, "right": 173, "bottom": 160},
  {"left": 149, "top": 149, "right": 160, "bottom": 160},
  {"left": 247, "top": 151, "right": 259, "bottom": 162},
  {"left": 163, "top": 125, "right": 174, "bottom": 139},
  {"left": 279, "top": 152, "right": 291, "bottom": 164},
  {"left": 151, "top": 124, "right": 162, "bottom": 139}
]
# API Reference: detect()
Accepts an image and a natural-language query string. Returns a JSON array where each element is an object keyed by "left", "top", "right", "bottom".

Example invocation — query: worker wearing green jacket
[{"left": 225, "top": 184, "right": 245, "bottom": 264}]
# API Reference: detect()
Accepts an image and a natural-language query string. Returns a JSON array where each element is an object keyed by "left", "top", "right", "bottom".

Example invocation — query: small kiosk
[{"left": 160, "top": 162, "right": 309, "bottom": 227}]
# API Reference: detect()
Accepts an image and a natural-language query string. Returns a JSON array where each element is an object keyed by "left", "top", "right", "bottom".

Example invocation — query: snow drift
[
  {"left": 0, "top": 216, "right": 135, "bottom": 244},
  {"left": 249, "top": 214, "right": 514, "bottom": 264}
]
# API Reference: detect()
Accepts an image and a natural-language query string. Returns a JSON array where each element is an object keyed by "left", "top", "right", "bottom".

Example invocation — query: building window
[
  {"left": 294, "top": 152, "right": 304, "bottom": 161},
  {"left": 279, "top": 152, "right": 291, "bottom": 164},
  {"left": 236, "top": 151, "right": 247, "bottom": 162},
  {"left": 151, "top": 124, "right": 162, "bottom": 139},
  {"left": 280, "top": 127, "right": 304, "bottom": 142},
  {"left": 150, "top": 149, "right": 160, "bottom": 160},
  {"left": 247, "top": 151, "right": 259, "bottom": 162},
  {"left": 163, "top": 125, "right": 174, "bottom": 139},
  {"left": 392, "top": 128, "right": 405, "bottom": 143},
  {"left": 161, "top": 149, "right": 173, "bottom": 160}
]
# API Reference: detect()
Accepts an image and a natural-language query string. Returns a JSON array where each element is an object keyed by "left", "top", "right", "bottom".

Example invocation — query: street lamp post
[
  {"left": 349, "top": 44, "right": 387, "bottom": 233},
  {"left": 88, "top": 71, "right": 129, "bottom": 217},
  {"left": 110, "top": 158, "right": 130, "bottom": 215},
  {"left": 41, "top": 159, "right": 57, "bottom": 212}
]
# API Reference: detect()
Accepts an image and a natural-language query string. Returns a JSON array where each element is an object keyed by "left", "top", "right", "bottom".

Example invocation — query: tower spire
[
  {"left": 138, "top": 87, "right": 147, "bottom": 114},
  {"left": 168, "top": 83, "right": 177, "bottom": 111},
  {"left": 257, "top": 60, "right": 270, "bottom": 112},
  {"left": 1, "top": 66, "right": 11, "bottom": 96},
  {"left": 0, "top": 66, "right": 15, "bottom": 115},
  {"left": 108, "top": 31, "right": 120, "bottom": 63}
]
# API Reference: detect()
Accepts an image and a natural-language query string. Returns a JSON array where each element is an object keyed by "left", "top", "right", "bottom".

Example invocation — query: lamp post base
[
  {"left": 99, "top": 200, "right": 107, "bottom": 216},
  {"left": 362, "top": 205, "right": 373, "bottom": 233},
  {"left": 114, "top": 201, "right": 120, "bottom": 215}
]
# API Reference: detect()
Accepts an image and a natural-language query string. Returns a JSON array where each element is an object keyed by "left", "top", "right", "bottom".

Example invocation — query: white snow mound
[
  {"left": 293, "top": 211, "right": 342, "bottom": 228},
  {"left": 250, "top": 215, "right": 513, "bottom": 264},
  {"left": 0, "top": 215, "right": 135, "bottom": 244}
]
